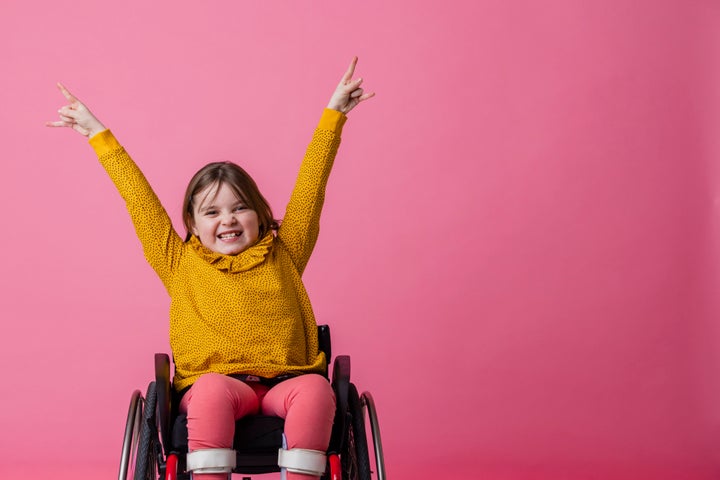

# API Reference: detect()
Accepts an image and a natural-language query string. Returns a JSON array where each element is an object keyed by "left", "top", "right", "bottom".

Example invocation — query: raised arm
[
  {"left": 278, "top": 58, "right": 374, "bottom": 272},
  {"left": 47, "top": 85, "right": 184, "bottom": 287}
]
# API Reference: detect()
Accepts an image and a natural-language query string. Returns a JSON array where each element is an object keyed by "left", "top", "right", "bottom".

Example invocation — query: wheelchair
[{"left": 118, "top": 325, "right": 385, "bottom": 480}]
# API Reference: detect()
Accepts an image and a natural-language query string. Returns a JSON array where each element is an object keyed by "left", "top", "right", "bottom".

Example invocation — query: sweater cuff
[
  {"left": 88, "top": 129, "right": 121, "bottom": 155},
  {"left": 318, "top": 108, "right": 347, "bottom": 134}
]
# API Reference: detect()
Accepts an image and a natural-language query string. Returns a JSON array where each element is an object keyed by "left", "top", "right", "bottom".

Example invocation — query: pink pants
[{"left": 179, "top": 373, "right": 336, "bottom": 480}]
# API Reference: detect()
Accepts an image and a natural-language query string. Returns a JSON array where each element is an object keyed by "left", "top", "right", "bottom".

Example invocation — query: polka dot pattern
[{"left": 90, "top": 109, "right": 346, "bottom": 391}]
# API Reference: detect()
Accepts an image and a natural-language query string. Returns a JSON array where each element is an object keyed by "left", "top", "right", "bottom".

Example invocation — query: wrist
[{"left": 89, "top": 121, "right": 107, "bottom": 138}]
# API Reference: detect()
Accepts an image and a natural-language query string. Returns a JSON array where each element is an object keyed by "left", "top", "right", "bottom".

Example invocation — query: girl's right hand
[{"left": 46, "top": 83, "right": 106, "bottom": 138}]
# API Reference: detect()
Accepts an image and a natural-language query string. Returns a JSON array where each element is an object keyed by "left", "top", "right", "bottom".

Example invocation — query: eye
[
  {"left": 234, "top": 205, "right": 247, "bottom": 212},
  {"left": 204, "top": 209, "right": 218, "bottom": 216}
]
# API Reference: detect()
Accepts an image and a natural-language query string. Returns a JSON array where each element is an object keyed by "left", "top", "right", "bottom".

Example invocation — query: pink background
[{"left": 2, "top": 1, "right": 720, "bottom": 479}]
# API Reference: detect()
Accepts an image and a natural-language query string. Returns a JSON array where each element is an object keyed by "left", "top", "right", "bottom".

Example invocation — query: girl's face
[{"left": 190, "top": 181, "right": 260, "bottom": 256}]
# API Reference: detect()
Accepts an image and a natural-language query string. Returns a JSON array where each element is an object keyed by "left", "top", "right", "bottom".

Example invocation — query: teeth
[{"left": 219, "top": 232, "right": 241, "bottom": 239}]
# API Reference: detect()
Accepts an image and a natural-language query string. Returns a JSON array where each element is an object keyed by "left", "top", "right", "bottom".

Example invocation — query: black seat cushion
[{"left": 171, "top": 414, "right": 285, "bottom": 473}]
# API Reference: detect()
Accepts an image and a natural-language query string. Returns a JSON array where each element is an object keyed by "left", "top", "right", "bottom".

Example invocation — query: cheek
[
  {"left": 243, "top": 211, "right": 259, "bottom": 226},
  {"left": 191, "top": 216, "right": 210, "bottom": 236}
]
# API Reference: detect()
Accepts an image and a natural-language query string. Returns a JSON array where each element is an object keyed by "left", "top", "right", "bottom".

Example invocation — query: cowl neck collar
[{"left": 188, "top": 232, "right": 273, "bottom": 272}]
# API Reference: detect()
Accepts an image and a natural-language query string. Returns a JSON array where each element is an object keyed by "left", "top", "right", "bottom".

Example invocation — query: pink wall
[{"left": 2, "top": 1, "right": 719, "bottom": 479}]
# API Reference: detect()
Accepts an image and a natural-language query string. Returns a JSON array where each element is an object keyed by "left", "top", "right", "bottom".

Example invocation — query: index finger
[
  {"left": 56, "top": 82, "right": 77, "bottom": 102},
  {"left": 341, "top": 56, "right": 358, "bottom": 83}
]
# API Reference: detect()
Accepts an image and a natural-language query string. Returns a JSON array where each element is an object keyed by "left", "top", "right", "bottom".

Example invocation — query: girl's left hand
[{"left": 327, "top": 57, "right": 375, "bottom": 114}]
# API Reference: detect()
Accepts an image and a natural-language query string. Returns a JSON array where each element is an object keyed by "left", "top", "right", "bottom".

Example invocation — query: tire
[
  {"left": 341, "top": 383, "right": 371, "bottom": 480},
  {"left": 134, "top": 382, "right": 159, "bottom": 480}
]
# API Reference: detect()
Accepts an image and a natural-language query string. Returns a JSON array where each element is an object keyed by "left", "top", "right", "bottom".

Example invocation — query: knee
[
  {"left": 187, "top": 373, "right": 243, "bottom": 409},
  {"left": 185, "top": 373, "right": 260, "bottom": 422},
  {"left": 191, "top": 373, "right": 230, "bottom": 397},
  {"left": 294, "top": 374, "right": 336, "bottom": 411}
]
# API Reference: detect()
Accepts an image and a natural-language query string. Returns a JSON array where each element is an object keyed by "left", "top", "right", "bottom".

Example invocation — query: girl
[{"left": 48, "top": 58, "right": 374, "bottom": 480}]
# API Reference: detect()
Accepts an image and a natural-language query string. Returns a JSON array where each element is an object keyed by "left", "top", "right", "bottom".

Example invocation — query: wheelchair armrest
[
  {"left": 154, "top": 353, "right": 172, "bottom": 454},
  {"left": 328, "top": 355, "right": 351, "bottom": 453},
  {"left": 318, "top": 324, "right": 331, "bottom": 365}
]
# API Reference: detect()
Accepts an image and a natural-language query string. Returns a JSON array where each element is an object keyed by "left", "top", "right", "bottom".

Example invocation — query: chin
[{"left": 225, "top": 245, "right": 248, "bottom": 255}]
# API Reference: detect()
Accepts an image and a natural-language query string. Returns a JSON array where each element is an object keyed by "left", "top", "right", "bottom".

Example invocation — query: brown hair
[{"left": 182, "top": 161, "right": 279, "bottom": 242}]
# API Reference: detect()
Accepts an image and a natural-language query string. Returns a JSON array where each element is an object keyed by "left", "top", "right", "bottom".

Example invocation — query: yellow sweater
[{"left": 90, "top": 109, "right": 347, "bottom": 391}]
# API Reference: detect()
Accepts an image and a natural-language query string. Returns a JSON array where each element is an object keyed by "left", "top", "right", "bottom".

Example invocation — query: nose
[{"left": 220, "top": 212, "right": 237, "bottom": 225}]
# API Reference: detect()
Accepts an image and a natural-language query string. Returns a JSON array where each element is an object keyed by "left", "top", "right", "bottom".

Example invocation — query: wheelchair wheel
[
  {"left": 134, "top": 382, "right": 159, "bottom": 480},
  {"left": 119, "top": 390, "right": 143, "bottom": 480},
  {"left": 341, "top": 383, "right": 371, "bottom": 480}
]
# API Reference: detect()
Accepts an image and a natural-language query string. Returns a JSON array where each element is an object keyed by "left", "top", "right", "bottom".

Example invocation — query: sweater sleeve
[
  {"left": 277, "top": 109, "right": 346, "bottom": 274},
  {"left": 89, "top": 130, "right": 183, "bottom": 288}
]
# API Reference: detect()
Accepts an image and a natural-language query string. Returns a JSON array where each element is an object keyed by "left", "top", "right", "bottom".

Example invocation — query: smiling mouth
[{"left": 218, "top": 231, "right": 242, "bottom": 240}]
